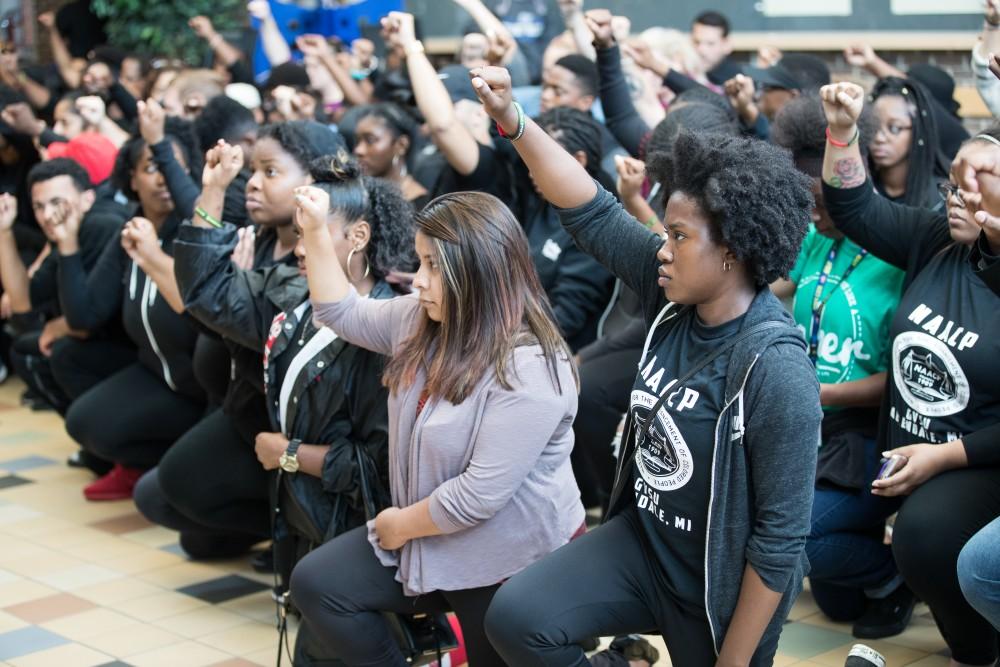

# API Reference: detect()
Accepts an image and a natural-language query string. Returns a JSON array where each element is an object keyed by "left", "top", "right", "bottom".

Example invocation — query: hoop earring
[
  {"left": 392, "top": 153, "right": 407, "bottom": 178},
  {"left": 346, "top": 246, "right": 371, "bottom": 282},
  {"left": 723, "top": 261, "right": 732, "bottom": 272}
]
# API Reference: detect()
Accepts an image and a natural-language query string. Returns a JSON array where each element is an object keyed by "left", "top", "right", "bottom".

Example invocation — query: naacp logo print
[
  {"left": 631, "top": 390, "right": 694, "bottom": 491},
  {"left": 892, "top": 331, "right": 969, "bottom": 417}
]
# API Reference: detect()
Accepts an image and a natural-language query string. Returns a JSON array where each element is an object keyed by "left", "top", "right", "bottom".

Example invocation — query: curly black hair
[
  {"left": 194, "top": 95, "right": 257, "bottom": 154},
  {"left": 536, "top": 107, "right": 603, "bottom": 179},
  {"left": 647, "top": 101, "right": 740, "bottom": 159},
  {"left": 257, "top": 120, "right": 345, "bottom": 172},
  {"left": 308, "top": 152, "right": 417, "bottom": 278},
  {"left": 111, "top": 116, "right": 201, "bottom": 201},
  {"left": 647, "top": 130, "right": 813, "bottom": 286},
  {"left": 869, "top": 76, "right": 950, "bottom": 208},
  {"left": 771, "top": 92, "right": 878, "bottom": 179}
]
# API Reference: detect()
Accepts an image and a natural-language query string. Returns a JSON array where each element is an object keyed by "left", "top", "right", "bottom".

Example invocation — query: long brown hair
[{"left": 383, "top": 191, "right": 576, "bottom": 404}]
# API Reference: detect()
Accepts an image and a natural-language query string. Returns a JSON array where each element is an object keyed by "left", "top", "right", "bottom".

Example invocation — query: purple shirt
[{"left": 313, "top": 289, "right": 585, "bottom": 595}]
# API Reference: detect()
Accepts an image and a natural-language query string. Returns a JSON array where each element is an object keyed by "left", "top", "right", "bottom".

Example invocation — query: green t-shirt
[{"left": 789, "top": 227, "right": 905, "bottom": 391}]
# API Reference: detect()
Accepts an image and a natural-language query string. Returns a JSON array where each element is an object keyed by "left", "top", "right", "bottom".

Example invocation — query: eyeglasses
[
  {"left": 877, "top": 123, "right": 913, "bottom": 137},
  {"left": 937, "top": 181, "right": 965, "bottom": 208}
]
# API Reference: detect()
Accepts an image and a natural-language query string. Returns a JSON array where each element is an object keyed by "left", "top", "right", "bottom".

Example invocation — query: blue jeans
[
  {"left": 806, "top": 437, "right": 903, "bottom": 621},
  {"left": 958, "top": 514, "right": 1000, "bottom": 631}
]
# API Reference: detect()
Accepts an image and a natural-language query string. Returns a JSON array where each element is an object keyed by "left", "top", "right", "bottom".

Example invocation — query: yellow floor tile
[
  {"left": 72, "top": 577, "right": 164, "bottom": 605},
  {"left": 7, "top": 642, "right": 113, "bottom": 667},
  {"left": 0, "top": 610, "right": 29, "bottom": 633},
  {"left": 156, "top": 606, "right": 250, "bottom": 639},
  {"left": 40, "top": 607, "right": 140, "bottom": 641},
  {"left": 81, "top": 623, "right": 185, "bottom": 658},
  {"left": 883, "top": 614, "right": 949, "bottom": 654},
  {"left": 33, "top": 563, "right": 123, "bottom": 592},
  {"left": 127, "top": 639, "right": 232, "bottom": 667},
  {"left": 115, "top": 590, "right": 209, "bottom": 622},
  {"left": 123, "top": 525, "right": 184, "bottom": 548},
  {"left": 219, "top": 592, "right": 279, "bottom": 625},
  {"left": 196, "top": 621, "right": 279, "bottom": 655},
  {"left": 903, "top": 656, "right": 951, "bottom": 667},
  {"left": 135, "top": 561, "right": 227, "bottom": 589},
  {"left": 0, "top": 579, "right": 60, "bottom": 607},
  {"left": 2, "top": 551, "right": 80, "bottom": 578},
  {"left": 102, "top": 548, "right": 186, "bottom": 575}
]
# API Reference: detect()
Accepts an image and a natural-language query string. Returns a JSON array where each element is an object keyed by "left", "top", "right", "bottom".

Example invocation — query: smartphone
[{"left": 876, "top": 454, "right": 907, "bottom": 481}]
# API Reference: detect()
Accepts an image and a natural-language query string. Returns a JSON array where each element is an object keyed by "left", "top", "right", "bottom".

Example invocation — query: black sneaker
[{"left": 852, "top": 584, "right": 916, "bottom": 639}]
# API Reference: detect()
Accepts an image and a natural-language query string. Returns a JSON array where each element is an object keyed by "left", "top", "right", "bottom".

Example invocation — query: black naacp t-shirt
[
  {"left": 823, "top": 179, "right": 1000, "bottom": 455},
  {"left": 631, "top": 310, "right": 744, "bottom": 613},
  {"left": 886, "top": 242, "right": 1000, "bottom": 448}
]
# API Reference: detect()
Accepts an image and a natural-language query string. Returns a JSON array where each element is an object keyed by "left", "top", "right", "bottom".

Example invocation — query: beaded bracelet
[
  {"left": 194, "top": 206, "right": 224, "bottom": 229},
  {"left": 825, "top": 126, "right": 859, "bottom": 148},
  {"left": 497, "top": 102, "right": 526, "bottom": 142}
]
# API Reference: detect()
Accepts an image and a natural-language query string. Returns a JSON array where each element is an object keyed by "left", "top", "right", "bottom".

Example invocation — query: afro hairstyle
[{"left": 647, "top": 130, "right": 813, "bottom": 286}]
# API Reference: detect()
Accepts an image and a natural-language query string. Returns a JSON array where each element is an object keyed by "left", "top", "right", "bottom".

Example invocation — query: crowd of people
[{"left": 1, "top": 0, "right": 999, "bottom": 665}]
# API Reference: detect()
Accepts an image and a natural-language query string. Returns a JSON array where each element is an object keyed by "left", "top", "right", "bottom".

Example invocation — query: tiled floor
[{"left": 0, "top": 378, "right": 952, "bottom": 666}]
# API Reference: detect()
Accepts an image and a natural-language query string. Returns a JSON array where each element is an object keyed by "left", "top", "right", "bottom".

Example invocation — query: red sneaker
[{"left": 83, "top": 464, "right": 144, "bottom": 501}]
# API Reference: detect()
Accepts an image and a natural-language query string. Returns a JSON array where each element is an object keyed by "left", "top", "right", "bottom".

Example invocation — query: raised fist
[
  {"left": 188, "top": 16, "right": 216, "bottom": 40},
  {"left": 583, "top": 9, "right": 615, "bottom": 49},
  {"left": 843, "top": 44, "right": 875, "bottom": 68},
  {"left": 294, "top": 185, "right": 331, "bottom": 233},
  {"left": 820, "top": 81, "right": 865, "bottom": 136},
  {"left": 202, "top": 139, "right": 245, "bottom": 191},
  {"left": 469, "top": 66, "right": 517, "bottom": 132}
]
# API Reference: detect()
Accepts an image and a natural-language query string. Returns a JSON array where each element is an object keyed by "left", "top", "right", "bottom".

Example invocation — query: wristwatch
[{"left": 279, "top": 438, "right": 302, "bottom": 473}]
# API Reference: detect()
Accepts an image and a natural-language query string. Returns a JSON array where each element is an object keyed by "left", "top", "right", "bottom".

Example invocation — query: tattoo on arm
[{"left": 832, "top": 158, "right": 866, "bottom": 189}]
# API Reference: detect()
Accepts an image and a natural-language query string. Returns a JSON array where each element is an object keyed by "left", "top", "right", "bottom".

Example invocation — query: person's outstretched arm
[
  {"left": 471, "top": 66, "right": 597, "bottom": 208},
  {"left": 138, "top": 100, "right": 201, "bottom": 220},
  {"left": 248, "top": 0, "right": 293, "bottom": 66},
  {"left": 820, "top": 81, "right": 950, "bottom": 272},
  {"left": 38, "top": 11, "right": 84, "bottom": 89},
  {"left": 586, "top": 10, "right": 649, "bottom": 158},
  {"left": 844, "top": 44, "right": 905, "bottom": 80},
  {"left": 384, "top": 12, "right": 481, "bottom": 175},
  {"left": 472, "top": 65, "right": 664, "bottom": 315},
  {"left": 296, "top": 35, "right": 370, "bottom": 107}
]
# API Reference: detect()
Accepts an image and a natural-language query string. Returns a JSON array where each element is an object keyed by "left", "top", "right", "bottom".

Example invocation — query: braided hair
[
  {"left": 307, "top": 152, "right": 418, "bottom": 279},
  {"left": 535, "top": 107, "right": 603, "bottom": 179},
  {"left": 869, "top": 76, "right": 949, "bottom": 209}
]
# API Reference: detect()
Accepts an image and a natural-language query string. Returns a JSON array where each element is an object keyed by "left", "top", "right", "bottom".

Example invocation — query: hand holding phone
[{"left": 876, "top": 453, "right": 907, "bottom": 480}]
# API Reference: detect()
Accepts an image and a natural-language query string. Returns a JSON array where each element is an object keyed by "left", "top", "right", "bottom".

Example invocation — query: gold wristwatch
[{"left": 279, "top": 438, "right": 302, "bottom": 473}]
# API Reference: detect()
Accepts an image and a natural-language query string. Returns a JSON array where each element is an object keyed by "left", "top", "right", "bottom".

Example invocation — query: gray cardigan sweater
[
  {"left": 558, "top": 185, "right": 821, "bottom": 661},
  {"left": 313, "top": 290, "right": 585, "bottom": 595}
]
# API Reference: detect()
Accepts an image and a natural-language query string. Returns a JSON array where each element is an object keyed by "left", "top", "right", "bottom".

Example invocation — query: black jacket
[
  {"left": 824, "top": 179, "right": 1000, "bottom": 467},
  {"left": 173, "top": 222, "right": 392, "bottom": 541},
  {"left": 27, "top": 198, "right": 127, "bottom": 320},
  {"left": 58, "top": 211, "right": 204, "bottom": 400},
  {"left": 523, "top": 195, "right": 614, "bottom": 351}
]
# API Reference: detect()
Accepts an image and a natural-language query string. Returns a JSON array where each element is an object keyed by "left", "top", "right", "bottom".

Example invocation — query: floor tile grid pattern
[{"left": 0, "top": 379, "right": 950, "bottom": 666}]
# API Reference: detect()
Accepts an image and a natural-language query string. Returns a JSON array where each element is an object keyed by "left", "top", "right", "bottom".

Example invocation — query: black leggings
[
  {"left": 570, "top": 347, "right": 639, "bottom": 509},
  {"left": 892, "top": 466, "right": 1000, "bottom": 665},
  {"left": 65, "top": 363, "right": 205, "bottom": 469},
  {"left": 485, "top": 508, "right": 743, "bottom": 667},
  {"left": 133, "top": 408, "right": 270, "bottom": 555},
  {"left": 289, "top": 525, "right": 504, "bottom": 667}
]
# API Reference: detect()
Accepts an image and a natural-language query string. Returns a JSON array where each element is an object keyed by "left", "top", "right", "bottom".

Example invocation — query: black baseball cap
[{"left": 747, "top": 53, "right": 831, "bottom": 92}]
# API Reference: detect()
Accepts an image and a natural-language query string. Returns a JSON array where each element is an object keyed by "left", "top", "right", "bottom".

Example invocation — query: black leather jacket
[{"left": 174, "top": 222, "right": 392, "bottom": 542}]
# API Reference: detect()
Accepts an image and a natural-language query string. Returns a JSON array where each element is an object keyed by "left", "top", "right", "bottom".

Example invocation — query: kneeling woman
[
  {"left": 472, "top": 66, "right": 822, "bottom": 666},
  {"left": 289, "top": 186, "right": 585, "bottom": 665}
]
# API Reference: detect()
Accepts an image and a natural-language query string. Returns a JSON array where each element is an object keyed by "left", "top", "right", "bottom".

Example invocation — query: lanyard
[{"left": 808, "top": 242, "right": 867, "bottom": 363}]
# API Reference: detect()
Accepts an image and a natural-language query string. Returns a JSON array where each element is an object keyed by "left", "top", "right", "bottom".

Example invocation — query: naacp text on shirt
[{"left": 889, "top": 302, "right": 978, "bottom": 442}]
